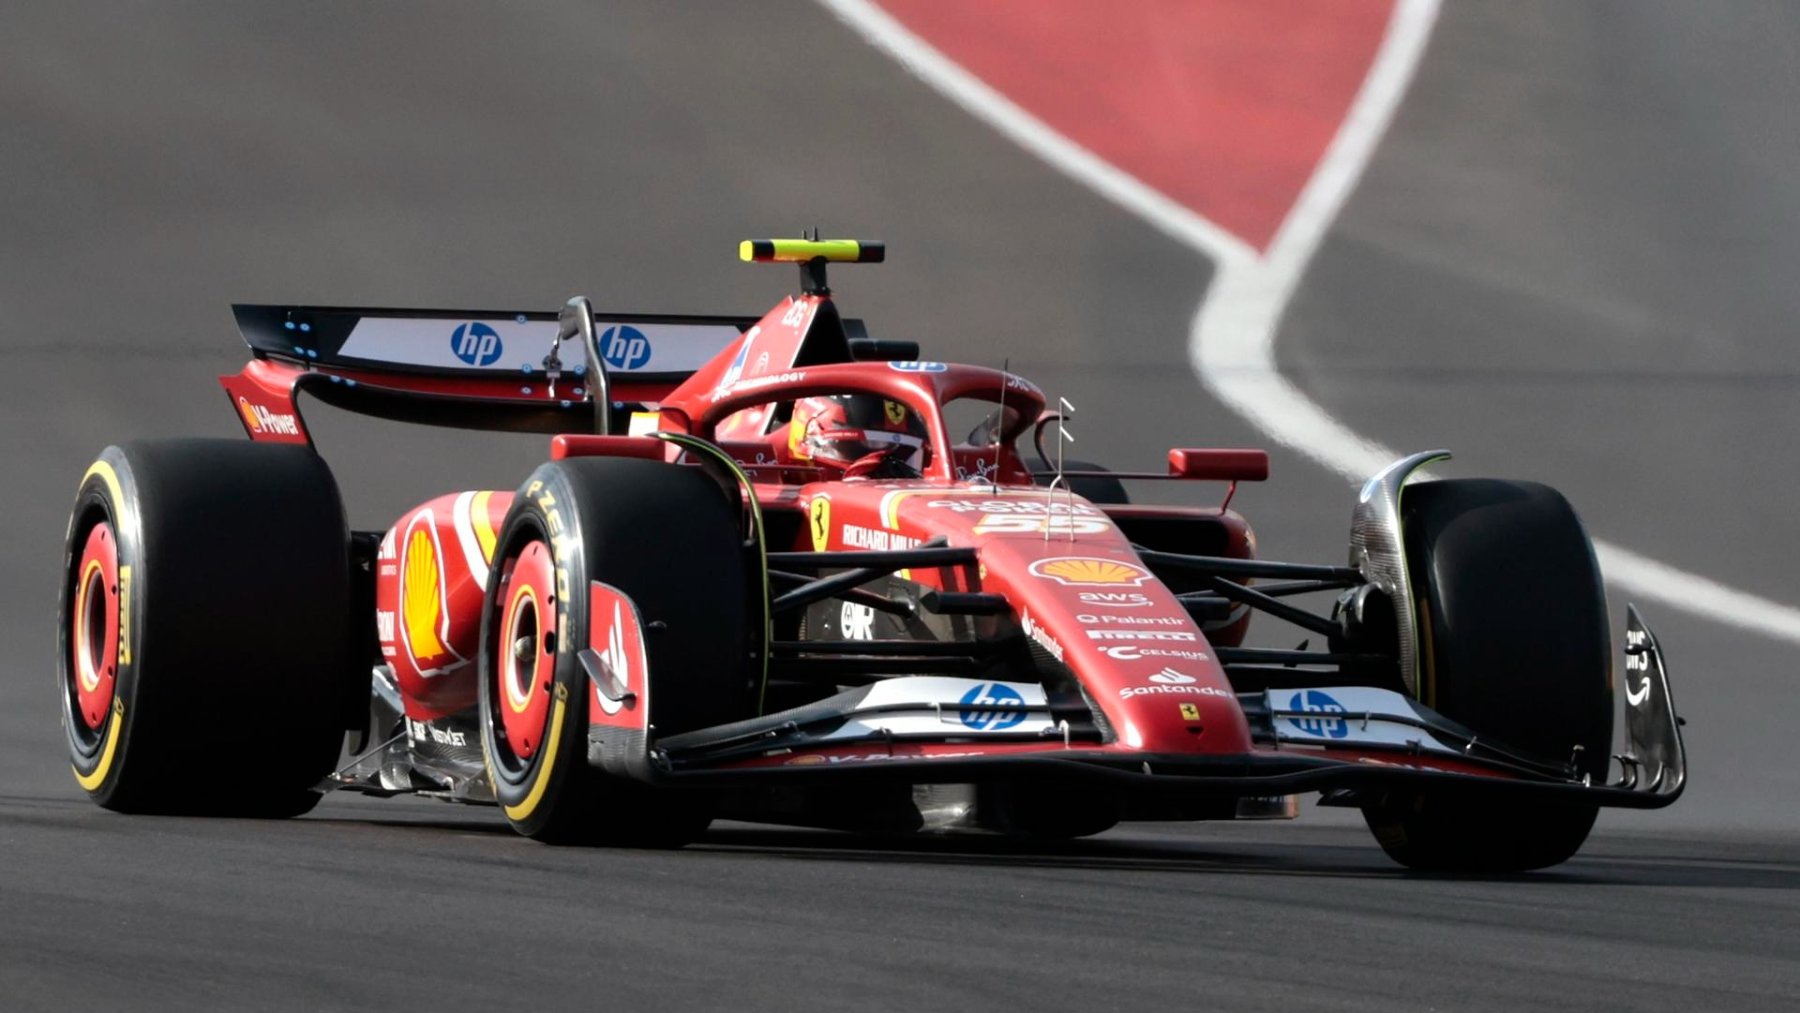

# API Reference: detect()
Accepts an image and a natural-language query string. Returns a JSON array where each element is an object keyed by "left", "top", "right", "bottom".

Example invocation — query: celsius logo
[
  {"left": 449, "top": 322, "right": 503, "bottom": 366},
  {"left": 958, "top": 682, "right": 1025, "bottom": 731},
  {"left": 1148, "top": 668, "right": 1195, "bottom": 684},
  {"left": 600, "top": 325, "right": 652, "bottom": 369},
  {"left": 1286, "top": 689, "right": 1348, "bottom": 739}
]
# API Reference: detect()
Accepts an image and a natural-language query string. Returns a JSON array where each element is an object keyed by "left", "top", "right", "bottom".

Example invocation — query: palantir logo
[
  {"left": 1285, "top": 689, "right": 1348, "bottom": 739},
  {"left": 449, "top": 322, "right": 503, "bottom": 366},
  {"left": 600, "top": 325, "right": 652, "bottom": 370},
  {"left": 958, "top": 682, "right": 1025, "bottom": 731}
]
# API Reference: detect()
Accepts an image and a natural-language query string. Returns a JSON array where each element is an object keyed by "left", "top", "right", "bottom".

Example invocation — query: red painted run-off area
[{"left": 878, "top": 0, "right": 1393, "bottom": 252}]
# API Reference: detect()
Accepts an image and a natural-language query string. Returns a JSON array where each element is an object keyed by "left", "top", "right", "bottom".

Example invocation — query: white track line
[{"left": 820, "top": 0, "right": 1800, "bottom": 645}]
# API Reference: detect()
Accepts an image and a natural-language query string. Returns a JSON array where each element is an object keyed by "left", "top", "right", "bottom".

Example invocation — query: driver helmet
[{"left": 788, "top": 394, "right": 927, "bottom": 478}]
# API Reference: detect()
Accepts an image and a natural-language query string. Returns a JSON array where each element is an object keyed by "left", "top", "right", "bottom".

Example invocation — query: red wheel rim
[
  {"left": 71, "top": 522, "right": 120, "bottom": 731},
  {"left": 496, "top": 540, "right": 555, "bottom": 761}
]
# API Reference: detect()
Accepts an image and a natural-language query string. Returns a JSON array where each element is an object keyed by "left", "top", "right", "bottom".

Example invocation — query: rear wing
[
  {"left": 220, "top": 302, "right": 882, "bottom": 443},
  {"left": 233, "top": 304, "right": 755, "bottom": 385}
]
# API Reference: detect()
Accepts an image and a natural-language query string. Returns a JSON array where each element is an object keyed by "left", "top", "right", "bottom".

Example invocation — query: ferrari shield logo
[{"left": 809, "top": 496, "right": 831, "bottom": 551}]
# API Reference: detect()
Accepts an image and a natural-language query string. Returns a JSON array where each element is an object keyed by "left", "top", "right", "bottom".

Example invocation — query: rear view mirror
[{"left": 1168, "top": 448, "right": 1269, "bottom": 482}]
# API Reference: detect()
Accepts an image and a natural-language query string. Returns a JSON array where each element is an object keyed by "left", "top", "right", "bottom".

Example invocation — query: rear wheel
[
  {"left": 479, "top": 457, "right": 753, "bottom": 845},
  {"left": 59, "top": 441, "right": 355, "bottom": 815},
  {"left": 1361, "top": 478, "right": 1611, "bottom": 872}
]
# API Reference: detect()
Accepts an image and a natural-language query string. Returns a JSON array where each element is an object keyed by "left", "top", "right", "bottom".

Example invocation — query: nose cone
[{"left": 981, "top": 537, "right": 1254, "bottom": 754}]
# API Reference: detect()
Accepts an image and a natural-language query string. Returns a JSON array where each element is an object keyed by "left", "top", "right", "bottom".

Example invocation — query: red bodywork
[{"left": 218, "top": 288, "right": 1515, "bottom": 788}]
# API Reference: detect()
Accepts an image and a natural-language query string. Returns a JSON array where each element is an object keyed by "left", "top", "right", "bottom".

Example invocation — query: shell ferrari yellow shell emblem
[
  {"left": 398, "top": 512, "right": 469, "bottom": 676},
  {"left": 809, "top": 496, "right": 831, "bottom": 551},
  {"left": 402, "top": 528, "right": 448, "bottom": 658},
  {"left": 1028, "top": 556, "right": 1152, "bottom": 587},
  {"left": 883, "top": 399, "right": 907, "bottom": 426}
]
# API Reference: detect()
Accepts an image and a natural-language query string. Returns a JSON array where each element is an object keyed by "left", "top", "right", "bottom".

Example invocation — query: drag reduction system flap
[{"left": 232, "top": 304, "right": 755, "bottom": 382}]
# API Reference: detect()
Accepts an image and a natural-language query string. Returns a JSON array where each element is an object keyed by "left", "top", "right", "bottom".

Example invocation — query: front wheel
[
  {"left": 1364, "top": 795, "right": 1598, "bottom": 873},
  {"left": 478, "top": 456, "right": 753, "bottom": 845},
  {"left": 1362, "top": 478, "right": 1611, "bottom": 872}
]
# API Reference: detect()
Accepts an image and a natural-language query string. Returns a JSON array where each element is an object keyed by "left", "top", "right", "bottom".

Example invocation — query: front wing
[{"left": 590, "top": 607, "right": 1685, "bottom": 809}]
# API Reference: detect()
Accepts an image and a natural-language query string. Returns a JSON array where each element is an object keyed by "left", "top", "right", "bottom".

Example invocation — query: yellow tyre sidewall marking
[
  {"left": 503, "top": 683, "right": 569, "bottom": 823},
  {"left": 73, "top": 699, "right": 125, "bottom": 791}
]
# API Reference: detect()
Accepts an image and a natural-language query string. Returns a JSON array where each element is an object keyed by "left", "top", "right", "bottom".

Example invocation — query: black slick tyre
[
  {"left": 479, "top": 457, "right": 752, "bottom": 846},
  {"left": 1362, "top": 478, "right": 1611, "bottom": 872},
  {"left": 59, "top": 440, "right": 355, "bottom": 816}
]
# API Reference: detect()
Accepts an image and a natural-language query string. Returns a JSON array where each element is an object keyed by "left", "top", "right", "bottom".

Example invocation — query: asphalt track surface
[{"left": 2, "top": 3, "right": 1796, "bottom": 1010}]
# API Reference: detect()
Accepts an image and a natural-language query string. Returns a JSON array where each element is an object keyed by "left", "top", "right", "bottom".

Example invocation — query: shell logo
[
  {"left": 237, "top": 396, "right": 263, "bottom": 433},
  {"left": 398, "top": 513, "right": 465, "bottom": 676},
  {"left": 1029, "top": 556, "right": 1153, "bottom": 587},
  {"left": 402, "top": 528, "right": 447, "bottom": 658}
]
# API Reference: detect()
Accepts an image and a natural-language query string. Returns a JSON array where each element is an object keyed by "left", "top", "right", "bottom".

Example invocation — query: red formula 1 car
[{"left": 58, "top": 239, "right": 1685, "bottom": 870}]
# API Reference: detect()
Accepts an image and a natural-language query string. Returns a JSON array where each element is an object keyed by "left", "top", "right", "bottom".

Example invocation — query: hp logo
[
  {"left": 958, "top": 682, "right": 1025, "bottom": 731},
  {"left": 1285, "top": 689, "right": 1348, "bottom": 739},
  {"left": 449, "top": 322, "right": 503, "bottom": 367},
  {"left": 600, "top": 325, "right": 652, "bottom": 370}
]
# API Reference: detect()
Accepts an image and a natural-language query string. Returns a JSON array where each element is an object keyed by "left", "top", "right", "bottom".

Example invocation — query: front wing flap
[{"left": 615, "top": 614, "right": 1687, "bottom": 810}]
